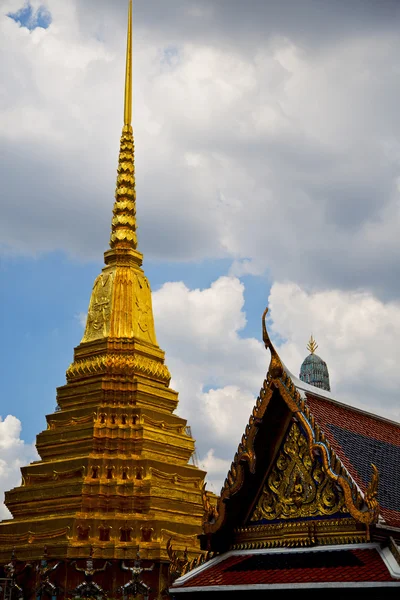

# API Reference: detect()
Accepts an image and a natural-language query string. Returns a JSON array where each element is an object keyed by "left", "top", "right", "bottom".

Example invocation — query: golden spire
[
  {"left": 307, "top": 335, "right": 318, "bottom": 355},
  {"left": 124, "top": 0, "right": 132, "bottom": 126},
  {"left": 82, "top": 0, "right": 158, "bottom": 346},
  {"left": 109, "top": 0, "right": 137, "bottom": 251}
]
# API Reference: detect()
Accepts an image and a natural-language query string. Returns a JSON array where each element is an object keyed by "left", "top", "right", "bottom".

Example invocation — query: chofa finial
[
  {"left": 307, "top": 334, "right": 318, "bottom": 355},
  {"left": 262, "top": 308, "right": 284, "bottom": 380}
]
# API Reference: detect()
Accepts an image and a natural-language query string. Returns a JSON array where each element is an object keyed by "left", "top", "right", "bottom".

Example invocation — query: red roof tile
[
  {"left": 305, "top": 394, "right": 400, "bottom": 528},
  {"left": 178, "top": 549, "right": 397, "bottom": 588},
  {"left": 305, "top": 394, "right": 400, "bottom": 447}
]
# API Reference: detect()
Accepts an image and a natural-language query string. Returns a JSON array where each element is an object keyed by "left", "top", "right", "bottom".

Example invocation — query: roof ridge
[{"left": 290, "top": 371, "right": 400, "bottom": 428}]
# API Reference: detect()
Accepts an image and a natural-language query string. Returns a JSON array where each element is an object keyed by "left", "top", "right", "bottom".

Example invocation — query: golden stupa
[{"left": 0, "top": 0, "right": 208, "bottom": 585}]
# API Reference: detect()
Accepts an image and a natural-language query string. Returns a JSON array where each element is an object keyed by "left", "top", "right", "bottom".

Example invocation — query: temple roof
[
  {"left": 172, "top": 544, "right": 400, "bottom": 592},
  {"left": 290, "top": 371, "right": 400, "bottom": 527},
  {"left": 197, "top": 309, "right": 400, "bottom": 554},
  {"left": 303, "top": 391, "right": 400, "bottom": 528}
]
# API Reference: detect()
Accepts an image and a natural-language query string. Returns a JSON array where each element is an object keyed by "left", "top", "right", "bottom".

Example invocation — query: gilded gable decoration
[
  {"left": 204, "top": 307, "right": 381, "bottom": 539},
  {"left": 250, "top": 421, "right": 345, "bottom": 522}
]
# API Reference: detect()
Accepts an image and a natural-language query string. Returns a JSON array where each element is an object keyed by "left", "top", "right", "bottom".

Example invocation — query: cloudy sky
[{"left": 1, "top": 0, "right": 400, "bottom": 516}]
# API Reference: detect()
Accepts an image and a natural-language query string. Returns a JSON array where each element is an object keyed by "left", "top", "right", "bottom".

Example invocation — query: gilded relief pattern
[
  {"left": 135, "top": 274, "right": 153, "bottom": 337},
  {"left": 83, "top": 272, "right": 114, "bottom": 342},
  {"left": 81, "top": 268, "right": 157, "bottom": 346},
  {"left": 251, "top": 421, "right": 345, "bottom": 522},
  {"left": 206, "top": 307, "right": 380, "bottom": 535},
  {"left": 67, "top": 352, "right": 170, "bottom": 384}
]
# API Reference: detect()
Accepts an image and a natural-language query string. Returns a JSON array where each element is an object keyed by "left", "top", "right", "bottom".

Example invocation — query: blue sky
[
  {"left": 1, "top": 0, "right": 400, "bottom": 506},
  {"left": 1, "top": 253, "right": 271, "bottom": 443},
  {"left": 8, "top": 1, "right": 51, "bottom": 30}
]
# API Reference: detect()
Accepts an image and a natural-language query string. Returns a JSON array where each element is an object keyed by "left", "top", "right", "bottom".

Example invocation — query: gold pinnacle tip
[
  {"left": 124, "top": 0, "right": 133, "bottom": 126},
  {"left": 307, "top": 335, "right": 318, "bottom": 355}
]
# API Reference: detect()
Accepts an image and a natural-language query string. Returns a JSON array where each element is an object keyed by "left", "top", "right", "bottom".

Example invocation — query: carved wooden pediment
[{"left": 250, "top": 421, "right": 345, "bottom": 523}]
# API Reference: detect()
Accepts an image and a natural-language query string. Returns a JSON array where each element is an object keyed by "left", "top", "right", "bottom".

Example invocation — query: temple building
[
  {"left": 2, "top": 2, "right": 400, "bottom": 599},
  {"left": 170, "top": 310, "right": 400, "bottom": 597},
  {"left": 0, "top": 2, "right": 211, "bottom": 598},
  {"left": 300, "top": 336, "right": 331, "bottom": 392}
]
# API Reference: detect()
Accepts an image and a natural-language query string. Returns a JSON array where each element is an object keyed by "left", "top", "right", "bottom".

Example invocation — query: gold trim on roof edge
[
  {"left": 204, "top": 307, "right": 380, "bottom": 534},
  {"left": 0, "top": 528, "right": 70, "bottom": 544},
  {"left": 167, "top": 539, "right": 214, "bottom": 581},
  {"left": 231, "top": 518, "right": 368, "bottom": 550},
  {"left": 67, "top": 352, "right": 171, "bottom": 384}
]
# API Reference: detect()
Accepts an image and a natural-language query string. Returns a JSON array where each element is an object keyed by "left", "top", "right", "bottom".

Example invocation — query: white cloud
[
  {"left": 152, "top": 276, "right": 265, "bottom": 484},
  {"left": 1, "top": 2, "right": 400, "bottom": 297},
  {"left": 152, "top": 276, "right": 400, "bottom": 493},
  {"left": 269, "top": 282, "right": 400, "bottom": 420},
  {"left": 199, "top": 449, "right": 230, "bottom": 496},
  {"left": 0, "top": 415, "right": 39, "bottom": 519},
  {"left": 1, "top": 0, "right": 400, "bottom": 499},
  {"left": 2, "top": 274, "right": 399, "bottom": 501}
]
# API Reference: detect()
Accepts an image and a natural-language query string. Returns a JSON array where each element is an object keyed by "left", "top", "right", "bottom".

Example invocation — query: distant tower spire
[
  {"left": 300, "top": 335, "right": 330, "bottom": 392},
  {"left": 110, "top": 0, "right": 137, "bottom": 251}
]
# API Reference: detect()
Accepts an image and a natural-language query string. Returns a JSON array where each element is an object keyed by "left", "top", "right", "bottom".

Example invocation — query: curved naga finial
[{"left": 262, "top": 307, "right": 284, "bottom": 379}]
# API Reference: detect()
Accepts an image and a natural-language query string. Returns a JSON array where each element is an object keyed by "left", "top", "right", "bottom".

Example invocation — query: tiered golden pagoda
[{"left": 0, "top": 0, "right": 208, "bottom": 576}]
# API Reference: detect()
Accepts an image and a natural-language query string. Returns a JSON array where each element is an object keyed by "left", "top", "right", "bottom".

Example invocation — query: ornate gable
[
  {"left": 200, "top": 308, "right": 380, "bottom": 553},
  {"left": 250, "top": 420, "right": 345, "bottom": 523}
]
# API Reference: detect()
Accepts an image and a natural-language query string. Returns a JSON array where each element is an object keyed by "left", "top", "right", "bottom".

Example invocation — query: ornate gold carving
[
  {"left": 24, "top": 466, "right": 85, "bottom": 486},
  {"left": 47, "top": 414, "right": 94, "bottom": 430},
  {"left": 262, "top": 307, "right": 284, "bottom": 379},
  {"left": 288, "top": 398, "right": 379, "bottom": 525},
  {"left": 67, "top": 352, "right": 171, "bottom": 384},
  {"left": 135, "top": 273, "right": 152, "bottom": 335},
  {"left": 82, "top": 272, "right": 114, "bottom": 343},
  {"left": 167, "top": 540, "right": 189, "bottom": 581},
  {"left": 142, "top": 415, "right": 185, "bottom": 434},
  {"left": 167, "top": 539, "right": 214, "bottom": 581},
  {"left": 149, "top": 467, "right": 202, "bottom": 488},
  {"left": 109, "top": 269, "right": 158, "bottom": 344},
  {"left": 232, "top": 518, "right": 368, "bottom": 550},
  {"left": 251, "top": 421, "right": 345, "bottom": 522},
  {"left": 201, "top": 483, "right": 219, "bottom": 524},
  {"left": 0, "top": 527, "right": 70, "bottom": 544},
  {"left": 160, "top": 531, "right": 198, "bottom": 545},
  {"left": 80, "top": 267, "right": 159, "bottom": 345},
  {"left": 206, "top": 307, "right": 381, "bottom": 537}
]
